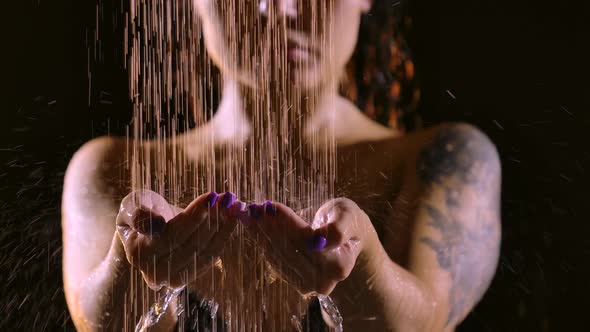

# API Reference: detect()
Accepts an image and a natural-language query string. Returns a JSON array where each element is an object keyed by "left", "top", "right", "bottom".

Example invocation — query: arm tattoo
[{"left": 417, "top": 125, "right": 501, "bottom": 326}]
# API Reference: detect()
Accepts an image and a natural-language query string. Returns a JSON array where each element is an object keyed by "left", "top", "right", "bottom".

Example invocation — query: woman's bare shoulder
[
  {"left": 375, "top": 122, "right": 500, "bottom": 203},
  {"left": 62, "top": 137, "right": 132, "bottom": 297},
  {"left": 64, "top": 136, "right": 130, "bottom": 216},
  {"left": 385, "top": 122, "right": 499, "bottom": 165},
  {"left": 333, "top": 97, "right": 400, "bottom": 145},
  {"left": 65, "top": 136, "right": 130, "bottom": 188},
  {"left": 68, "top": 136, "right": 127, "bottom": 166}
]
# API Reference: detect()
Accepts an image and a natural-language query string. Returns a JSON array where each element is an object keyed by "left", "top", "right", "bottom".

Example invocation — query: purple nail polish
[
  {"left": 262, "top": 200, "right": 277, "bottom": 216},
  {"left": 206, "top": 192, "right": 219, "bottom": 208},
  {"left": 248, "top": 203, "right": 261, "bottom": 219},
  {"left": 220, "top": 192, "right": 236, "bottom": 209},
  {"left": 309, "top": 234, "right": 327, "bottom": 251},
  {"left": 238, "top": 201, "right": 248, "bottom": 212}
]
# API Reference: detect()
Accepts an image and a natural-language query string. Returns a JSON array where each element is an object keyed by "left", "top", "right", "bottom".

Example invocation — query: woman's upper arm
[
  {"left": 62, "top": 137, "right": 128, "bottom": 299},
  {"left": 405, "top": 123, "right": 502, "bottom": 328}
]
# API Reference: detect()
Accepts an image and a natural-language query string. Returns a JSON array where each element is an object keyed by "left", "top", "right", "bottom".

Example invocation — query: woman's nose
[
  {"left": 259, "top": 0, "right": 299, "bottom": 19},
  {"left": 277, "top": 0, "right": 299, "bottom": 18}
]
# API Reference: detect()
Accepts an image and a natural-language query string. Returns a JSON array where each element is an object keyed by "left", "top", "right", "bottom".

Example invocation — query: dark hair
[
  {"left": 341, "top": 1, "right": 420, "bottom": 132},
  {"left": 117, "top": 0, "right": 419, "bottom": 134}
]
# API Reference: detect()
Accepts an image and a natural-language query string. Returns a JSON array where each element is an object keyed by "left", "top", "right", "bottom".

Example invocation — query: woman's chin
[
  {"left": 287, "top": 69, "right": 325, "bottom": 92},
  {"left": 230, "top": 66, "right": 326, "bottom": 93}
]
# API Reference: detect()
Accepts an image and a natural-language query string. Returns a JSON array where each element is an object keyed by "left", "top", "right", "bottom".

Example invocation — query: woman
[{"left": 62, "top": 0, "right": 501, "bottom": 331}]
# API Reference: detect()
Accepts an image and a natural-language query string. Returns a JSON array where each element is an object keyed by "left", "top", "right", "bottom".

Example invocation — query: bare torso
[{"left": 63, "top": 99, "right": 484, "bottom": 331}]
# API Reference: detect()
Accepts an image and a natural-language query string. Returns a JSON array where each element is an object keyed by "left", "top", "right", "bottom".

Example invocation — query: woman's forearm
[
  {"left": 72, "top": 234, "right": 178, "bottom": 332},
  {"left": 359, "top": 244, "right": 447, "bottom": 332},
  {"left": 72, "top": 234, "right": 132, "bottom": 331}
]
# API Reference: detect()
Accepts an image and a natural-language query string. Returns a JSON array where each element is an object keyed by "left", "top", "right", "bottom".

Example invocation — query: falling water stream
[{"left": 119, "top": 0, "right": 342, "bottom": 330}]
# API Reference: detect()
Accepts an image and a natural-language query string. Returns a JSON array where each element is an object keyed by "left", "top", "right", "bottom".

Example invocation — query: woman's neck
[
  {"left": 180, "top": 76, "right": 397, "bottom": 203},
  {"left": 210, "top": 78, "right": 341, "bottom": 147},
  {"left": 196, "top": 78, "right": 342, "bottom": 204}
]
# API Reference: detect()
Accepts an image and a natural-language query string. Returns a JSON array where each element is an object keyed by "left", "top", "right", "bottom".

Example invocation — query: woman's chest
[{"left": 335, "top": 142, "right": 418, "bottom": 260}]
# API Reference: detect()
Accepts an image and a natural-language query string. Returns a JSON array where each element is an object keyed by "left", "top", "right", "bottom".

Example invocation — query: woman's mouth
[
  {"left": 286, "top": 31, "right": 318, "bottom": 64},
  {"left": 287, "top": 44, "right": 311, "bottom": 63},
  {"left": 287, "top": 41, "right": 319, "bottom": 65}
]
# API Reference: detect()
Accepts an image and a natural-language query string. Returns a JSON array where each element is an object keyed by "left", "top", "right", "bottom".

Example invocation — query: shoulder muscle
[
  {"left": 409, "top": 123, "right": 501, "bottom": 327},
  {"left": 62, "top": 137, "right": 128, "bottom": 292}
]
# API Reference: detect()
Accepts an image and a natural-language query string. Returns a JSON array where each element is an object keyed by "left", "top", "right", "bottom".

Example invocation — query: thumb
[
  {"left": 311, "top": 199, "right": 342, "bottom": 230},
  {"left": 116, "top": 190, "right": 181, "bottom": 238}
]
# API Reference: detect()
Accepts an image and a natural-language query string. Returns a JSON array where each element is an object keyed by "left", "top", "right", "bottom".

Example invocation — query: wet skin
[
  {"left": 62, "top": 112, "right": 501, "bottom": 331},
  {"left": 64, "top": 3, "right": 499, "bottom": 331}
]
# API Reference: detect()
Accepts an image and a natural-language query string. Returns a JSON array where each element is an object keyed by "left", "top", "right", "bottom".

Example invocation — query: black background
[{"left": 2, "top": 0, "right": 589, "bottom": 330}]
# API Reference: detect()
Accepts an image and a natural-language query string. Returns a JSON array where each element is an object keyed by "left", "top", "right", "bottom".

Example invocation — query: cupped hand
[
  {"left": 116, "top": 190, "right": 240, "bottom": 289},
  {"left": 241, "top": 198, "right": 378, "bottom": 295}
]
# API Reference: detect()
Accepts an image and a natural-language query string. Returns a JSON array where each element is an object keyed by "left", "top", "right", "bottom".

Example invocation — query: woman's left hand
[{"left": 241, "top": 198, "right": 379, "bottom": 295}]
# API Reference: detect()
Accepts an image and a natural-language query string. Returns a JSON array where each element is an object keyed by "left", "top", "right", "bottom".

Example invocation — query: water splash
[
  {"left": 318, "top": 295, "right": 343, "bottom": 332},
  {"left": 135, "top": 287, "right": 184, "bottom": 332},
  {"left": 122, "top": 0, "right": 343, "bottom": 329}
]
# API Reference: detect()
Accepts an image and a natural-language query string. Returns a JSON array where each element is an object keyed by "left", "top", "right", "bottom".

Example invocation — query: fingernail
[
  {"left": 220, "top": 192, "right": 236, "bottom": 209},
  {"left": 262, "top": 200, "right": 277, "bottom": 216},
  {"left": 206, "top": 192, "right": 219, "bottom": 208},
  {"left": 248, "top": 203, "right": 261, "bottom": 219},
  {"left": 233, "top": 201, "right": 248, "bottom": 223},
  {"left": 309, "top": 234, "right": 327, "bottom": 251},
  {"left": 237, "top": 201, "right": 248, "bottom": 212}
]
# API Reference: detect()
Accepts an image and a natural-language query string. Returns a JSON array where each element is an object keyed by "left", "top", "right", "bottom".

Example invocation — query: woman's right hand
[{"left": 116, "top": 190, "right": 239, "bottom": 289}]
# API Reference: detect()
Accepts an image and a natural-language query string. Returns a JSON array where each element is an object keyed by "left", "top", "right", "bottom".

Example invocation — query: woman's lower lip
[{"left": 287, "top": 47, "right": 312, "bottom": 63}]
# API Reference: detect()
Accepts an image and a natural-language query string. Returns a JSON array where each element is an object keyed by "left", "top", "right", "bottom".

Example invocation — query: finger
[
  {"left": 316, "top": 239, "right": 362, "bottom": 280},
  {"left": 240, "top": 203, "right": 305, "bottom": 262},
  {"left": 115, "top": 190, "right": 179, "bottom": 253},
  {"left": 249, "top": 202, "right": 356, "bottom": 295},
  {"left": 248, "top": 201, "right": 317, "bottom": 258},
  {"left": 160, "top": 230, "right": 232, "bottom": 288},
  {"left": 225, "top": 198, "right": 248, "bottom": 222},
  {"left": 312, "top": 201, "right": 362, "bottom": 251},
  {"left": 195, "top": 213, "right": 237, "bottom": 258},
  {"left": 248, "top": 202, "right": 323, "bottom": 292},
  {"left": 296, "top": 206, "right": 316, "bottom": 221},
  {"left": 168, "top": 206, "right": 237, "bottom": 274},
  {"left": 116, "top": 207, "right": 163, "bottom": 266},
  {"left": 116, "top": 190, "right": 171, "bottom": 235},
  {"left": 116, "top": 224, "right": 160, "bottom": 268},
  {"left": 130, "top": 208, "right": 167, "bottom": 235},
  {"left": 163, "top": 192, "right": 218, "bottom": 245},
  {"left": 313, "top": 221, "right": 351, "bottom": 251},
  {"left": 118, "top": 191, "right": 235, "bottom": 264},
  {"left": 163, "top": 192, "right": 235, "bottom": 249},
  {"left": 119, "top": 190, "right": 179, "bottom": 223},
  {"left": 165, "top": 192, "right": 237, "bottom": 262}
]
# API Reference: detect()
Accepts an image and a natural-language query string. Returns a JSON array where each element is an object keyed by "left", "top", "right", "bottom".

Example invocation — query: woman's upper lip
[
  {"left": 286, "top": 31, "right": 318, "bottom": 56},
  {"left": 287, "top": 41, "right": 310, "bottom": 52},
  {"left": 287, "top": 46, "right": 312, "bottom": 62}
]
